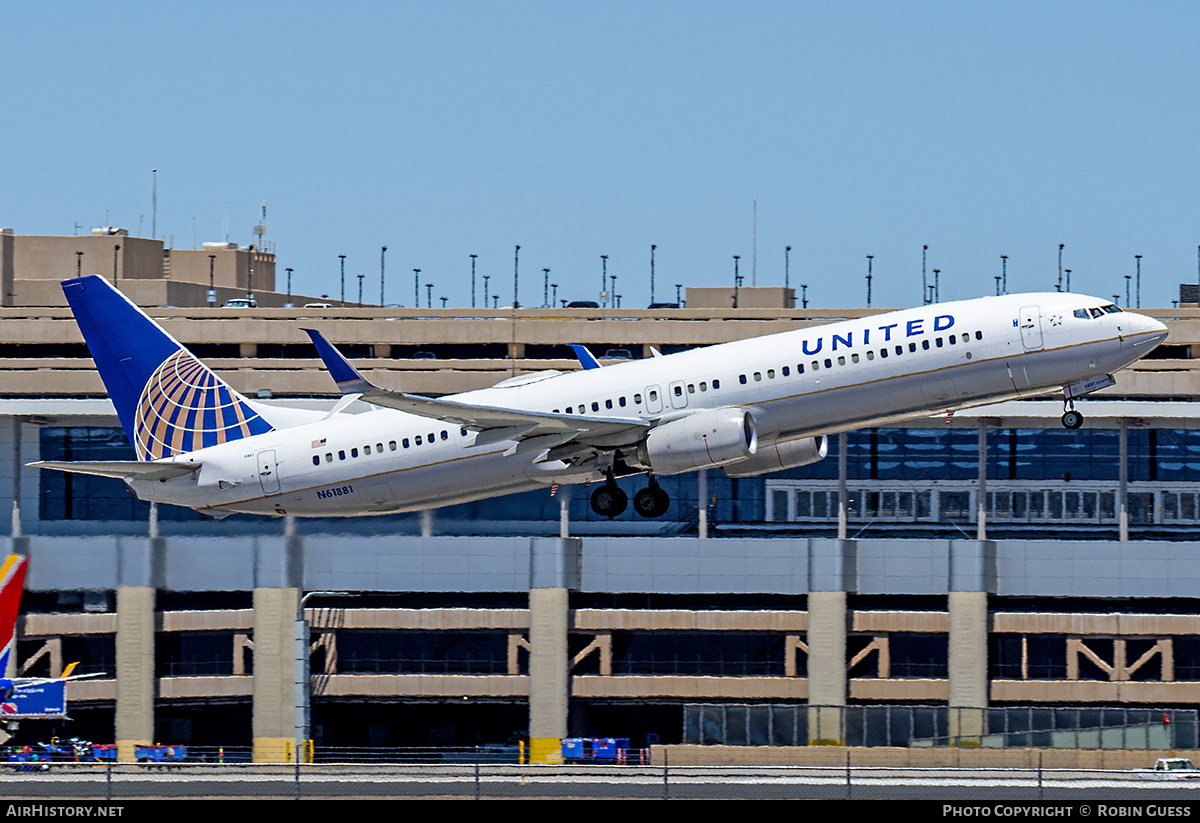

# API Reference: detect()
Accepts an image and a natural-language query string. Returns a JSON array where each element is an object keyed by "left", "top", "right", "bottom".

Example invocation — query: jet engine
[
  {"left": 638, "top": 408, "right": 757, "bottom": 475},
  {"left": 723, "top": 435, "right": 828, "bottom": 478}
]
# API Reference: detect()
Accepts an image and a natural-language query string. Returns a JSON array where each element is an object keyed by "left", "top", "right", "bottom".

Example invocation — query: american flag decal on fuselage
[{"left": 133, "top": 349, "right": 273, "bottom": 460}]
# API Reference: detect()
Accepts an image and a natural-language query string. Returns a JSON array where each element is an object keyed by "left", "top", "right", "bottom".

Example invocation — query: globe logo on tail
[{"left": 133, "top": 350, "right": 271, "bottom": 460}]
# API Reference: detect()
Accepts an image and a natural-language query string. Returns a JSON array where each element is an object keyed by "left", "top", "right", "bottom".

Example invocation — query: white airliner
[{"left": 33, "top": 276, "right": 1167, "bottom": 519}]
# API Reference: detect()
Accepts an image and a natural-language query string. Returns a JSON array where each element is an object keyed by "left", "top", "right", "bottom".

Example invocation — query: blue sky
[{"left": 3, "top": 2, "right": 1199, "bottom": 308}]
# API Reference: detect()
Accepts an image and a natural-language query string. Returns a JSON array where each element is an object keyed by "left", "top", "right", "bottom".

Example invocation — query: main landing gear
[{"left": 590, "top": 474, "right": 671, "bottom": 518}]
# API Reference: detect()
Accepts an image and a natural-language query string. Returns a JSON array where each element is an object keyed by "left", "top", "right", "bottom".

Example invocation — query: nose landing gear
[{"left": 1061, "top": 399, "right": 1084, "bottom": 429}]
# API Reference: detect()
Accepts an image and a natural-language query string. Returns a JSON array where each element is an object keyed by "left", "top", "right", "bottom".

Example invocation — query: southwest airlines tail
[
  {"left": 61, "top": 276, "right": 277, "bottom": 460},
  {"left": 0, "top": 555, "right": 28, "bottom": 676}
]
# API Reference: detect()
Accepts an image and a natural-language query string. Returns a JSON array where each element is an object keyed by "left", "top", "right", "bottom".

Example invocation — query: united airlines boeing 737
[{"left": 33, "top": 275, "right": 1167, "bottom": 519}]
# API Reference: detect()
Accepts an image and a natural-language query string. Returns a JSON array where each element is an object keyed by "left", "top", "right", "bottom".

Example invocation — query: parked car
[
  {"left": 222, "top": 298, "right": 258, "bottom": 308},
  {"left": 303, "top": 302, "right": 333, "bottom": 309},
  {"left": 566, "top": 301, "right": 600, "bottom": 308}
]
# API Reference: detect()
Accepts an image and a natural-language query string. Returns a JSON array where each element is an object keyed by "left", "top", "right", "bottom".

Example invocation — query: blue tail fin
[{"left": 62, "top": 276, "right": 274, "bottom": 460}]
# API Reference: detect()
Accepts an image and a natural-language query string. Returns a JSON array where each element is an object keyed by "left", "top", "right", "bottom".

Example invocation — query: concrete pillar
[
  {"left": 1119, "top": 419, "right": 1129, "bottom": 542},
  {"left": 115, "top": 585, "right": 155, "bottom": 762},
  {"left": 948, "top": 540, "right": 996, "bottom": 743},
  {"left": 806, "top": 538, "right": 855, "bottom": 745},
  {"left": 115, "top": 537, "right": 164, "bottom": 763},
  {"left": 527, "top": 537, "right": 580, "bottom": 763},
  {"left": 252, "top": 586, "right": 299, "bottom": 762},
  {"left": 806, "top": 591, "right": 847, "bottom": 744}
]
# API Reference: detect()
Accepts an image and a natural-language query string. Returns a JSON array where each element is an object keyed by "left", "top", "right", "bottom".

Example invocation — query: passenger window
[
  {"left": 922, "top": 340, "right": 930, "bottom": 350},
  {"left": 634, "top": 393, "right": 642, "bottom": 404},
  {"left": 812, "top": 361, "right": 819, "bottom": 371},
  {"left": 415, "top": 436, "right": 422, "bottom": 446},
  {"left": 851, "top": 353, "right": 859, "bottom": 363},
  {"left": 312, "top": 456, "right": 320, "bottom": 466},
  {"left": 909, "top": 343, "right": 917, "bottom": 352},
  {"left": 441, "top": 430, "right": 448, "bottom": 440},
  {"left": 896, "top": 345, "right": 903, "bottom": 355},
  {"left": 781, "top": 367, "right": 789, "bottom": 377},
  {"left": 403, "top": 438, "right": 410, "bottom": 448},
  {"left": 948, "top": 336, "right": 956, "bottom": 345},
  {"left": 649, "top": 391, "right": 658, "bottom": 402},
  {"left": 351, "top": 448, "right": 358, "bottom": 458},
  {"left": 578, "top": 405, "right": 585, "bottom": 414},
  {"left": 428, "top": 432, "right": 434, "bottom": 442},
  {"left": 935, "top": 337, "right": 943, "bottom": 347},
  {"left": 619, "top": 397, "right": 627, "bottom": 406},
  {"left": 674, "top": 385, "right": 683, "bottom": 396},
  {"left": 824, "top": 358, "right": 832, "bottom": 369},
  {"left": 389, "top": 441, "right": 397, "bottom": 450},
  {"left": 338, "top": 450, "right": 346, "bottom": 460},
  {"left": 837, "top": 356, "right": 846, "bottom": 366},
  {"left": 377, "top": 443, "right": 383, "bottom": 451},
  {"left": 606, "top": 399, "right": 613, "bottom": 409},
  {"left": 766, "top": 370, "right": 774, "bottom": 379},
  {"left": 754, "top": 372, "right": 762, "bottom": 381},
  {"left": 712, "top": 379, "right": 720, "bottom": 389},
  {"left": 592, "top": 402, "right": 599, "bottom": 412},
  {"left": 880, "top": 348, "right": 887, "bottom": 358},
  {"left": 739, "top": 374, "right": 747, "bottom": 384},
  {"left": 325, "top": 453, "right": 333, "bottom": 463},
  {"left": 796, "top": 363, "right": 804, "bottom": 374},
  {"left": 866, "top": 351, "right": 874, "bottom": 360},
  {"left": 975, "top": 331, "right": 983, "bottom": 340},
  {"left": 364, "top": 445, "right": 371, "bottom": 455},
  {"left": 687, "top": 384, "right": 695, "bottom": 393}
]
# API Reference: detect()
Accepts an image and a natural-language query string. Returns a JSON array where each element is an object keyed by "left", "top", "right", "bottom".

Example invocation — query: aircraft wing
[
  {"left": 302, "top": 329, "right": 648, "bottom": 447},
  {"left": 28, "top": 460, "right": 201, "bottom": 481}
]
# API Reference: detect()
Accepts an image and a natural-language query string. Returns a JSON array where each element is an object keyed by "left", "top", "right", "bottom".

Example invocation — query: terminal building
[{"left": 2, "top": 230, "right": 1200, "bottom": 762}]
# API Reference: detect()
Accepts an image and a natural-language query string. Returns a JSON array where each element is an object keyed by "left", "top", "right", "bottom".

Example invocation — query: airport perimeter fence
[{"left": 3, "top": 758, "right": 1200, "bottom": 800}]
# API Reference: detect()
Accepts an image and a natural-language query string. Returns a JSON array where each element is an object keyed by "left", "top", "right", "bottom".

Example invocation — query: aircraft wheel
[
  {"left": 590, "top": 483, "right": 628, "bottom": 517},
  {"left": 1061, "top": 410, "right": 1084, "bottom": 429},
  {"left": 634, "top": 486, "right": 671, "bottom": 518}
]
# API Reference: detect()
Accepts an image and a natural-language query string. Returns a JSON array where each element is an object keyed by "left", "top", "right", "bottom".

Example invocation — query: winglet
[
  {"left": 303, "top": 329, "right": 375, "bottom": 394},
  {"left": 567, "top": 344, "right": 601, "bottom": 370},
  {"left": 61, "top": 662, "right": 78, "bottom": 678}
]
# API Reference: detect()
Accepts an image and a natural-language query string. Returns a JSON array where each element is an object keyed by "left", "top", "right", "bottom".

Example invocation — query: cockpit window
[
  {"left": 1100, "top": 304, "right": 1122, "bottom": 314},
  {"left": 1073, "top": 308, "right": 1090, "bottom": 319},
  {"left": 1089, "top": 308, "right": 1103, "bottom": 318}
]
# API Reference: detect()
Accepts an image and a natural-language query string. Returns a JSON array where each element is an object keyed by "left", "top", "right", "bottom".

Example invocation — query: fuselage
[{"left": 130, "top": 292, "right": 1168, "bottom": 517}]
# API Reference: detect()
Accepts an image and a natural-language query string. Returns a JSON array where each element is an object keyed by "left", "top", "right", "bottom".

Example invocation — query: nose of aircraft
[{"left": 1129, "top": 312, "right": 1169, "bottom": 351}]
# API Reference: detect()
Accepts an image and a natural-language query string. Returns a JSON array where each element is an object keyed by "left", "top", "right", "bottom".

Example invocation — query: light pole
[
  {"left": 600, "top": 255, "right": 608, "bottom": 307},
  {"left": 866, "top": 255, "right": 873, "bottom": 308},
  {"left": 551, "top": 283, "right": 558, "bottom": 305},
  {"left": 1001, "top": 255, "right": 1008, "bottom": 294},
  {"left": 675, "top": 284, "right": 682, "bottom": 305},
  {"left": 1057, "top": 244, "right": 1064, "bottom": 292},
  {"left": 785, "top": 245, "right": 791, "bottom": 291},
  {"left": 338, "top": 254, "right": 348, "bottom": 305},
  {"left": 922, "top": 244, "right": 929, "bottom": 304},
  {"left": 357, "top": 274, "right": 364, "bottom": 306},
  {"left": 1125, "top": 274, "right": 1131, "bottom": 308},
  {"left": 801, "top": 284, "right": 808, "bottom": 309},
  {"left": 513, "top": 245, "right": 520, "bottom": 308},
  {"left": 208, "top": 254, "right": 216, "bottom": 305},
  {"left": 1065, "top": 269, "right": 1071, "bottom": 292},
  {"left": 995, "top": 276, "right": 1001, "bottom": 295},
  {"left": 650, "top": 244, "right": 656, "bottom": 305},
  {"left": 470, "top": 254, "right": 477, "bottom": 309},
  {"left": 482, "top": 274, "right": 490, "bottom": 308},
  {"left": 933, "top": 269, "right": 940, "bottom": 303},
  {"left": 286, "top": 267, "right": 293, "bottom": 305},
  {"left": 75, "top": 251, "right": 83, "bottom": 277},
  {"left": 413, "top": 269, "right": 420, "bottom": 307},
  {"left": 543, "top": 268, "right": 550, "bottom": 308},
  {"left": 113, "top": 244, "right": 120, "bottom": 281},
  {"left": 426, "top": 282, "right": 433, "bottom": 309},
  {"left": 339, "top": 255, "right": 346, "bottom": 307},
  {"left": 732, "top": 255, "right": 741, "bottom": 309},
  {"left": 1135, "top": 254, "right": 1142, "bottom": 308},
  {"left": 380, "top": 246, "right": 387, "bottom": 306},
  {"left": 440, "top": 296, "right": 447, "bottom": 308},
  {"left": 609, "top": 274, "right": 617, "bottom": 309}
]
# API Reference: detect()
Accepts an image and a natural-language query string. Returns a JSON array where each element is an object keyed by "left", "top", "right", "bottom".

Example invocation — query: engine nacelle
[
  {"left": 639, "top": 408, "right": 757, "bottom": 475},
  {"left": 723, "top": 435, "right": 828, "bottom": 478}
]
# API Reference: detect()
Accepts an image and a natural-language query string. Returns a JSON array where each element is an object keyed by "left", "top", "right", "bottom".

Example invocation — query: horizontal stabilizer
[{"left": 29, "top": 460, "right": 201, "bottom": 481}]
